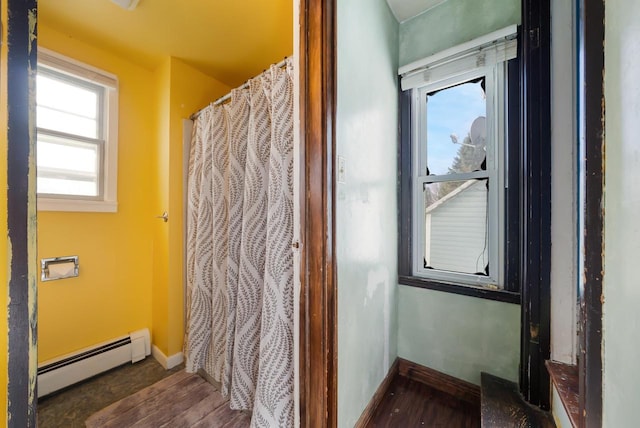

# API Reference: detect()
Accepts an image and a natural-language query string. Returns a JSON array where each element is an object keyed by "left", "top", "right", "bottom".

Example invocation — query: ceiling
[
  {"left": 386, "top": 0, "right": 447, "bottom": 22},
  {"left": 38, "top": 0, "right": 293, "bottom": 87}
]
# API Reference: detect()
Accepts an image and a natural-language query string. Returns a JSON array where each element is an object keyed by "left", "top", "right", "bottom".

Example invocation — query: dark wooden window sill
[
  {"left": 546, "top": 360, "right": 579, "bottom": 428},
  {"left": 399, "top": 275, "right": 520, "bottom": 304}
]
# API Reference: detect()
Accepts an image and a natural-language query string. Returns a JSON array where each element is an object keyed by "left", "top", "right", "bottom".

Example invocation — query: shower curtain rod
[{"left": 189, "top": 57, "right": 290, "bottom": 121}]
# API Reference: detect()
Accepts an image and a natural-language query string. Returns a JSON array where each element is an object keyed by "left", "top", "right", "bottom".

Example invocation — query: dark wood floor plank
[
  {"left": 368, "top": 375, "right": 480, "bottom": 427},
  {"left": 480, "top": 372, "right": 555, "bottom": 428}
]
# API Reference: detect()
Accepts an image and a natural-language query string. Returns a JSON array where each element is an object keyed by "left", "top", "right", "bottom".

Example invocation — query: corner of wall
[
  {"left": 151, "top": 344, "right": 184, "bottom": 370},
  {"left": 151, "top": 57, "right": 230, "bottom": 357}
]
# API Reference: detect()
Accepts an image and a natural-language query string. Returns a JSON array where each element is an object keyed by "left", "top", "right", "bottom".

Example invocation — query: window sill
[
  {"left": 37, "top": 197, "right": 118, "bottom": 213},
  {"left": 398, "top": 275, "right": 520, "bottom": 304},
  {"left": 546, "top": 361, "right": 579, "bottom": 428}
]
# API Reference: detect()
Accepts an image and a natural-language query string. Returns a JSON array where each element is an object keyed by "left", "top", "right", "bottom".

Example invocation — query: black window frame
[{"left": 398, "top": 54, "right": 521, "bottom": 305}]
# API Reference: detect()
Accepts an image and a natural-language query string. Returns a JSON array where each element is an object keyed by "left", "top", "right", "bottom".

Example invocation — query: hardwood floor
[
  {"left": 85, "top": 369, "right": 250, "bottom": 427},
  {"left": 368, "top": 374, "right": 480, "bottom": 427},
  {"left": 37, "top": 357, "right": 183, "bottom": 428},
  {"left": 38, "top": 357, "right": 251, "bottom": 427},
  {"left": 480, "top": 372, "right": 555, "bottom": 428}
]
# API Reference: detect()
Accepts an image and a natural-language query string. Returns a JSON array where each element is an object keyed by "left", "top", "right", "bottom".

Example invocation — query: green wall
[
  {"left": 336, "top": 0, "right": 399, "bottom": 426},
  {"left": 396, "top": 0, "right": 521, "bottom": 386},
  {"left": 399, "top": 0, "right": 520, "bottom": 67},
  {"left": 398, "top": 286, "right": 520, "bottom": 384},
  {"left": 603, "top": 0, "right": 640, "bottom": 425}
]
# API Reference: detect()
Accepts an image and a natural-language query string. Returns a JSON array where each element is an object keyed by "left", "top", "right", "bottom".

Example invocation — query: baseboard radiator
[{"left": 37, "top": 328, "right": 151, "bottom": 398}]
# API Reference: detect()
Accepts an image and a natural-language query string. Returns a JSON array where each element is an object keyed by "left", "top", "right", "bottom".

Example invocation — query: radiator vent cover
[{"left": 37, "top": 328, "right": 151, "bottom": 397}]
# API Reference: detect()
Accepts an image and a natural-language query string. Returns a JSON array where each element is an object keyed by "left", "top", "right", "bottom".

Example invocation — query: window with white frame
[
  {"left": 399, "top": 27, "right": 519, "bottom": 295},
  {"left": 37, "top": 48, "right": 119, "bottom": 212}
]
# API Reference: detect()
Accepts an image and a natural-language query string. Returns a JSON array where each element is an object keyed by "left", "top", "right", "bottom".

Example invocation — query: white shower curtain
[{"left": 185, "top": 60, "right": 294, "bottom": 427}]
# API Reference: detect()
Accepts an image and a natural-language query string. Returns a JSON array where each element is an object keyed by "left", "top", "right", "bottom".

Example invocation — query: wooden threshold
[{"left": 547, "top": 361, "right": 579, "bottom": 428}]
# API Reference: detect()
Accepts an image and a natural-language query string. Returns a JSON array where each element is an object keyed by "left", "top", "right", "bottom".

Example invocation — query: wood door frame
[
  {"left": 4, "top": 0, "right": 38, "bottom": 426},
  {"left": 577, "top": 0, "right": 604, "bottom": 425},
  {"left": 298, "top": 0, "right": 338, "bottom": 426},
  {"left": 519, "top": 0, "right": 552, "bottom": 409}
]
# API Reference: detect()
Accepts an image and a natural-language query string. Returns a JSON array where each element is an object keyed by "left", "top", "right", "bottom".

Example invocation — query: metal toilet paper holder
[{"left": 41, "top": 256, "right": 79, "bottom": 282}]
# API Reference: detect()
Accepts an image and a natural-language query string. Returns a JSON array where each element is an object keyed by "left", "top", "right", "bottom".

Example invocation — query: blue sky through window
[{"left": 426, "top": 81, "right": 486, "bottom": 175}]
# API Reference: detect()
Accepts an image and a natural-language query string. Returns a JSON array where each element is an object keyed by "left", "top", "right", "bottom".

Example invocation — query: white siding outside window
[{"left": 426, "top": 180, "right": 489, "bottom": 274}]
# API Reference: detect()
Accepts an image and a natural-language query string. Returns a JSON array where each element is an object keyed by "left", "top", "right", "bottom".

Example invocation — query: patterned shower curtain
[{"left": 185, "top": 60, "right": 294, "bottom": 427}]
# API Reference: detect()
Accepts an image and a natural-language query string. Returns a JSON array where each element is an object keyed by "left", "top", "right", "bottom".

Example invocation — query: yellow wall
[
  {"left": 151, "top": 58, "right": 171, "bottom": 355},
  {"left": 152, "top": 57, "right": 230, "bottom": 357},
  {"left": 37, "top": 24, "right": 157, "bottom": 362},
  {"left": 0, "top": 0, "right": 9, "bottom": 419},
  {"left": 37, "top": 24, "right": 230, "bottom": 362}
]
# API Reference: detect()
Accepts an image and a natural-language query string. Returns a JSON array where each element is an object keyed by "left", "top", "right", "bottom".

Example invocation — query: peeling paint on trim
[{"left": 6, "top": 0, "right": 38, "bottom": 426}]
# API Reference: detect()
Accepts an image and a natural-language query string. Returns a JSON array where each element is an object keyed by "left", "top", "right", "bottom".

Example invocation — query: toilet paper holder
[{"left": 41, "top": 256, "right": 79, "bottom": 282}]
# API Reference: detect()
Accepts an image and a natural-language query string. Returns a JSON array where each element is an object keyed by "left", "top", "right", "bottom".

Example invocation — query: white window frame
[
  {"left": 400, "top": 26, "right": 517, "bottom": 290},
  {"left": 37, "top": 48, "right": 119, "bottom": 213}
]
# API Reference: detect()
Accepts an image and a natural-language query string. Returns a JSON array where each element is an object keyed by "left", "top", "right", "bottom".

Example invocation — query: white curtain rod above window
[
  {"left": 398, "top": 25, "right": 518, "bottom": 77},
  {"left": 398, "top": 26, "right": 517, "bottom": 92},
  {"left": 189, "top": 57, "right": 291, "bottom": 120}
]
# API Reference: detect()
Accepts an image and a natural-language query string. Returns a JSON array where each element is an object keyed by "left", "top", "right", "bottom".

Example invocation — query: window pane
[
  {"left": 37, "top": 177, "right": 98, "bottom": 197},
  {"left": 37, "top": 106, "right": 98, "bottom": 139},
  {"left": 426, "top": 80, "right": 486, "bottom": 175},
  {"left": 37, "top": 133, "right": 100, "bottom": 197},
  {"left": 423, "top": 179, "right": 488, "bottom": 274},
  {"left": 36, "top": 73, "right": 100, "bottom": 138}
]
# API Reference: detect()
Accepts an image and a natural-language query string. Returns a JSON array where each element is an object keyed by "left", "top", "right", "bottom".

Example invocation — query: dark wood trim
[
  {"left": 299, "top": 0, "right": 338, "bottom": 426},
  {"left": 6, "top": 0, "right": 38, "bottom": 426},
  {"left": 547, "top": 361, "right": 579, "bottom": 428},
  {"left": 398, "top": 358, "right": 481, "bottom": 405},
  {"left": 504, "top": 57, "right": 522, "bottom": 295},
  {"left": 354, "top": 359, "right": 400, "bottom": 428},
  {"left": 519, "top": 0, "right": 552, "bottom": 409},
  {"left": 397, "top": 84, "right": 412, "bottom": 277},
  {"left": 577, "top": 0, "right": 604, "bottom": 425},
  {"left": 399, "top": 277, "right": 520, "bottom": 304}
]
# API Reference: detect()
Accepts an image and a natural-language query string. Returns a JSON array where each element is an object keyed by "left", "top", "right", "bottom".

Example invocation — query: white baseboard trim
[{"left": 151, "top": 344, "right": 184, "bottom": 370}]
